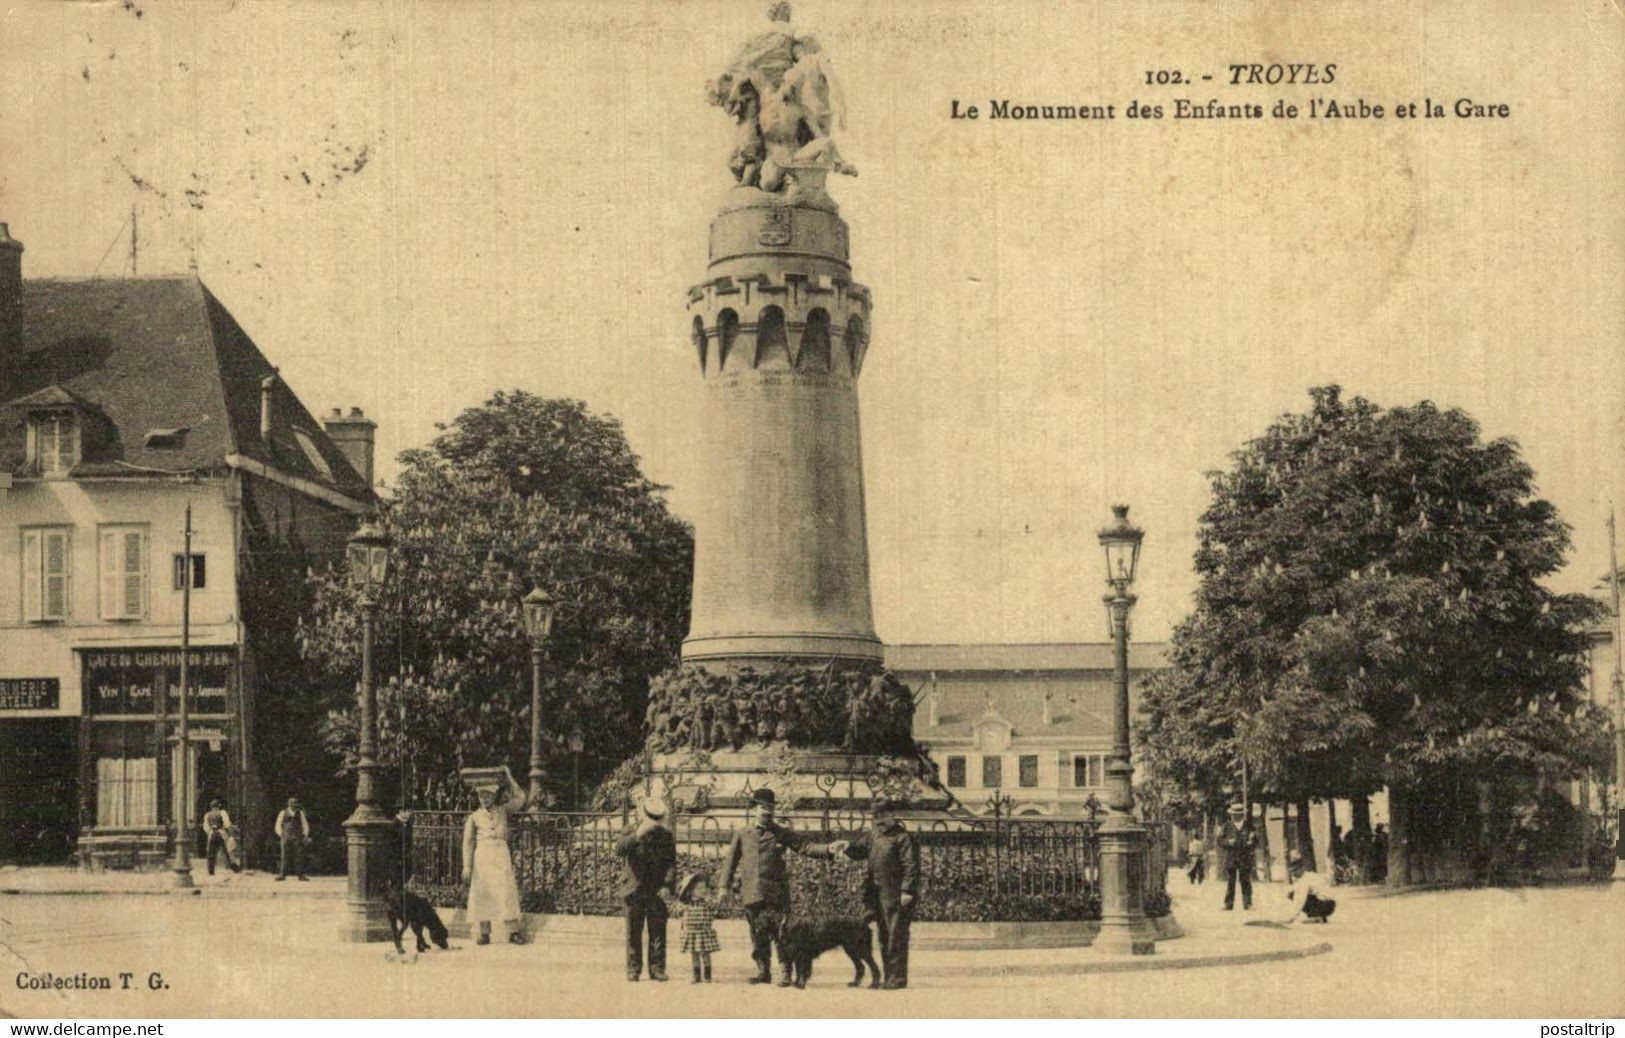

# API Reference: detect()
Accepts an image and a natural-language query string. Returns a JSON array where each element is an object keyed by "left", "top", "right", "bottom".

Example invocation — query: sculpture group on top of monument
[{"left": 708, "top": 2, "right": 857, "bottom": 197}]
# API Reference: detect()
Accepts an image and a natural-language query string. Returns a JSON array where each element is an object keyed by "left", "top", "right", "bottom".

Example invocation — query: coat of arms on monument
[{"left": 758, "top": 209, "right": 792, "bottom": 246}]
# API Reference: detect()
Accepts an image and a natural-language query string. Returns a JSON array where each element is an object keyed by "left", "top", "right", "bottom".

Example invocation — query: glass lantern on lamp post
[
  {"left": 522, "top": 588, "right": 556, "bottom": 808},
  {"left": 341, "top": 520, "right": 395, "bottom": 942},
  {"left": 1094, "top": 503, "right": 1156, "bottom": 955}
]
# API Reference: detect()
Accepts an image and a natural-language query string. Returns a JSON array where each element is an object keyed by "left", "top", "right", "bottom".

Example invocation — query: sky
[{"left": 3, "top": 0, "right": 1622, "bottom": 645}]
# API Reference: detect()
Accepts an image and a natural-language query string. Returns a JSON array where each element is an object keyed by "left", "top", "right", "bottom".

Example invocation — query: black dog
[
  {"left": 383, "top": 886, "right": 450, "bottom": 954},
  {"left": 778, "top": 916, "right": 881, "bottom": 989}
]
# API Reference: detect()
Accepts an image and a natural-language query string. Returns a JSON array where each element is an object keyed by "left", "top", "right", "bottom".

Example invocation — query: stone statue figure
[{"left": 708, "top": 2, "right": 857, "bottom": 196}]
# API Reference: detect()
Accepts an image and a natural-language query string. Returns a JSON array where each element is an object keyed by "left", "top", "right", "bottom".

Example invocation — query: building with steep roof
[
  {"left": 887, "top": 641, "right": 1170, "bottom": 818},
  {"left": 0, "top": 222, "right": 377, "bottom": 869}
]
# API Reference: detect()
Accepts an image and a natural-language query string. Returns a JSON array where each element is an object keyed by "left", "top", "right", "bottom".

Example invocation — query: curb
[
  {"left": 1, "top": 888, "right": 344, "bottom": 899},
  {"left": 935, "top": 940, "right": 1334, "bottom": 976},
  {"left": 443, "top": 912, "right": 1185, "bottom": 951}
]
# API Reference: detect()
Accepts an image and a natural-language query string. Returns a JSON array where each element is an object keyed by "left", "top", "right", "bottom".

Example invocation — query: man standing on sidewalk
[
  {"left": 614, "top": 796, "right": 677, "bottom": 982},
  {"left": 718, "top": 788, "right": 842, "bottom": 986},
  {"left": 201, "top": 799, "right": 239, "bottom": 875},
  {"left": 274, "top": 797, "right": 310, "bottom": 881},
  {"left": 1217, "top": 802, "right": 1256, "bottom": 910},
  {"left": 828, "top": 796, "right": 920, "bottom": 989}
]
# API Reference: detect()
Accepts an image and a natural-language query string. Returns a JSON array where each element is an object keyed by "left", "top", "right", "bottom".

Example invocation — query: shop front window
[{"left": 95, "top": 757, "right": 157, "bottom": 827}]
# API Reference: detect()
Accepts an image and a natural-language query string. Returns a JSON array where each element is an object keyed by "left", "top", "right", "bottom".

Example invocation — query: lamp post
[
  {"left": 341, "top": 520, "right": 395, "bottom": 942},
  {"left": 568, "top": 724, "right": 585, "bottom": 811},
  {"left": 1095, "top": 503, "right": 1156, "bottom": 955},
  {"left": 522, "top": 588, "right": 556, "bottom": 808},
  {"left": 171, "top": 502, "right": 195, "bottom": 888}
]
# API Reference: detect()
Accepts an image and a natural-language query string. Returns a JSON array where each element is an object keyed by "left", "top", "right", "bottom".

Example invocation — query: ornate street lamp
[
  {"left": 341, "top": 519, "right": 394, "bottom": 942},
  {"left": 1095, "top": 503, "right": 1156, "bottom": 955},
  {"left": 567, "top": 723, "right": 585, "bottom": 811},
  {"left": 522, "top": 588, "right": 556, "bottom": 807}
]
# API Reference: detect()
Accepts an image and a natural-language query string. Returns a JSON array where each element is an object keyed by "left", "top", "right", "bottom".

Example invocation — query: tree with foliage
[
  {"left": 299, "top": 392, "right": 693, "bottom": 808},
  {"left": 1140, "top": 386, "right": 1610, "bottom": 885}
]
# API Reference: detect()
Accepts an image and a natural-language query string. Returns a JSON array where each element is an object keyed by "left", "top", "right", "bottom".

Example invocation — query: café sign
[
  {"left": 85, "top": 649, "right": 236, "bottom": 670},
  {"left": 0, "top": 678, "right": 60, "bottom": 711}
]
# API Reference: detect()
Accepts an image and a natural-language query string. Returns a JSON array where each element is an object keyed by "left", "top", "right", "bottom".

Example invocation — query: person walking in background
[
  {"left": 201, "top": 798, "right": 239, "bottom": 875},
  {"left": 1370, "top": 823, "right": 1390, "bottom": 884},
  {"left": 462, "top": 772, "right": 529, "bottom": 945},
  {"left": 675, "top": 871, "right": 721, "bottom": 984},
  {"left": 718, "top": 787, "right": 844, "bottom": 986},
  {"left": 614, "top": 796, "right": 677, "bottom": 981},
  {"left": 1186, "top": 833, "right": 1206, "bottom": 885},
  {"left": 274, "top": 797, "right": 310, "bottom": 881},
  {"left": 1217, "top": 802, "right": 1256, "bottom": 910}
]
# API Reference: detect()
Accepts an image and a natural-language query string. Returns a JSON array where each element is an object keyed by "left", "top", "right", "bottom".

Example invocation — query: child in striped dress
[{"left": 676, "top": 872, "right": 721, "bottom": 983}]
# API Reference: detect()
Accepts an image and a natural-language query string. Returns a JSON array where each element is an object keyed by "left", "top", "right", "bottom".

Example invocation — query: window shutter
[
  {"left": 100, "top": 530, "right": 121, "bottom": 619},
  {"left": 44, "top": 530, "right": 68, "bottom": 620},
  {"left": 22, "top": 529, "right": 42, "bottom": 621},
  {"left": 123, "top": 531, "right": 144, "bottom": 618}
]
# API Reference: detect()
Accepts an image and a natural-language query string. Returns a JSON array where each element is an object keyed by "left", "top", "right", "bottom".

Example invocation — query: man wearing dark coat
[
  {"left": 1217, "top": 802, "right": 1257, "bottom": 910},
  {"left": 717, "top": 787, "right": 840, "bottom": 986},
  {"left": 614, "top": 796, "right": 678, "bottom": 981},
  {"left": 833, "top": 796, "right": 921, "bottom": 989}
]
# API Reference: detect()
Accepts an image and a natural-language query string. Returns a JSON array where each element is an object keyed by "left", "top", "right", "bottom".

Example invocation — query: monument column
[{"left": 682, "top": 189, "right": 881, "bottom": 667}]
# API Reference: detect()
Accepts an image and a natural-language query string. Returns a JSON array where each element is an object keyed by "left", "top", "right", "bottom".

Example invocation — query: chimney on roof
[
  {"left": 260, "top": 372, "right": 279, "bottom": 441},
  {"left": 0, "top": 223, "right": 23, "bottom": 365},
  {"left": 323, "top": 406, "right": 377, "bottom": 488}
]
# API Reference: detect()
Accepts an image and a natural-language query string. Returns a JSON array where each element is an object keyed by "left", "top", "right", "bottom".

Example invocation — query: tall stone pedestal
[
  {"left": 682, "top": 190, "right": 880, "bottom": 668},
  {"left": 1094, "top": 821, "right": 1158, "bottom": 955},
  {"left": 339, "top": 809, "right": 398, "bottom": 943}
]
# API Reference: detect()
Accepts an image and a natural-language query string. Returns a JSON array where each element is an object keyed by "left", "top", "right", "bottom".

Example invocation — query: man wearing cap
[
  {"left": 717, "top": 788, "right": 843, "bottom": 986},
  {"left": 274, "top": 797, "right": 310, "bottom": 881},
  {"left": 200, "top": 798, "right": 239, "bottom": 876},
  {"left": 828, "top": 796, "right": 920, "bottom": 989},
  {"left": 615, "top": 796, "right": 678, "bottom": 981},
  {"left": 1217, "top": 802, "right": 1256, "bottom": 910}
]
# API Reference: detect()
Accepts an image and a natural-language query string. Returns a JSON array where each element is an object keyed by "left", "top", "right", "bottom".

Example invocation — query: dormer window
[
  {"left": 29, "top": 412, "right": 78, "bottom": 477},
  {"left": 293, "top": 428, "right": 334, "bottom": 481}
]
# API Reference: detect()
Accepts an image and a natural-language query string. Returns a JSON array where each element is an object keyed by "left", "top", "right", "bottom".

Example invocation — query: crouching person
[
  {"left": 829, "top": 796, "right": 920, "bottom": 990},
  {"left": 1282, "top": 850, "right": 1336, "bottom": 924}
]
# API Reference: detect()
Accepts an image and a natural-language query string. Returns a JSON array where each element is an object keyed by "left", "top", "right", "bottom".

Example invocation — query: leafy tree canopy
[
  {"left": 299, "top": 391, "right": 693, "bottom": 805},
  {"left": 1141, "top": 386, "right": 1609, "bottom": 809}
]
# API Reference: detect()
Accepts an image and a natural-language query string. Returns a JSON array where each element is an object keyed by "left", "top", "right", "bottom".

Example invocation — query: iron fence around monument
[{"left": 404, "top": 809, "right": 1166, "bottom": 922}]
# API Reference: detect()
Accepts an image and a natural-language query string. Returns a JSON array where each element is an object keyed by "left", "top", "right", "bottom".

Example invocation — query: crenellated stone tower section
[{"left": 681, "top": 191, "right": 882, "bottom": 666}]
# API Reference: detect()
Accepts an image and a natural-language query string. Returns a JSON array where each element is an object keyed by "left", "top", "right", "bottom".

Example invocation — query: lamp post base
[
  {"left": 1096, "top": 818, "right": 1157, "bottom": 956},
  {"left": 340, "top": 808, "right": 399, "bottom": 943}
]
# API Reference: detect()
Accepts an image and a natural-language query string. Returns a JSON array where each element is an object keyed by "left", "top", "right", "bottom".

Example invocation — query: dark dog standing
[
  {"left": 384, "top": 886, "right": 451, "bottom": 955},
  {"left": 777, "top": 916, "right": 881, "bottom": 989}
]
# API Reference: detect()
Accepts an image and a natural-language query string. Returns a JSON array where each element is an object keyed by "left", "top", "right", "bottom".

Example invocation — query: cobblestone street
[{"left": 2, "top": 873, "right": 1620, "bottom": 1018}]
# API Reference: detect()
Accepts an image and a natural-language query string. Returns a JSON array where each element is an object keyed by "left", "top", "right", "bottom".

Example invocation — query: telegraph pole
[{"left": 1608, "top": 508, "right": 1623, "bottom": 860}]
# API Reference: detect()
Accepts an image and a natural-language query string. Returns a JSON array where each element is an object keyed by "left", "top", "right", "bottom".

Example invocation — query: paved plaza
[{"left": 1, "top": 870, "right": 1620, "bottom": 1018}]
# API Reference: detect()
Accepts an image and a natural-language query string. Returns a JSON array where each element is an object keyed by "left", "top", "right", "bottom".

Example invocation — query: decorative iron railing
[{"left": 404, "top": 808, "right": 1167, "bottom": 922}]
